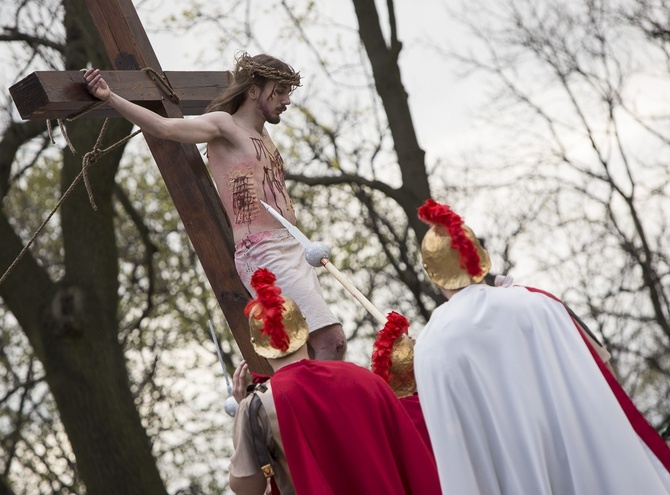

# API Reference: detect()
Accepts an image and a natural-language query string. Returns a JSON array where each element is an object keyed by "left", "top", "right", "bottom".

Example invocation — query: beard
[
  {"left": 265, "top": 113, "right": 281, "bottom": 125},
  {"left": 258, "top": 98, "right": 283, "bottom": 124}
]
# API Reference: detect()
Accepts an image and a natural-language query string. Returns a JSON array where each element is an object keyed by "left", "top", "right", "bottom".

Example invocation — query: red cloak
[
  {"left": 271, "top": 360, "right": 441, "bottom": 494},
  {"left": 399, "top": 393, "right": 434, "bottom": 455}
]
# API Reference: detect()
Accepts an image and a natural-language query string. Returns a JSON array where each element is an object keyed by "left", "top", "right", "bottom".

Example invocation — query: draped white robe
[{"left": 415, "top": 284, "right": 670, "bottom": 495}]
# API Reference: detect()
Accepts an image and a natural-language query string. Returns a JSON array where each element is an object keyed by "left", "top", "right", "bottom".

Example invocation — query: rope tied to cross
[
  {"left": 0, "top": 119, "right": 142, "bottom": 286},
  {"left": 81, "top": 118, "right": 143, "bottom": 210},
  {"left": 0, "top": 65, "right": 177, "bottom": 286},
  {"left": 142, "top": 67, "right": 181, "bottom": 105}
]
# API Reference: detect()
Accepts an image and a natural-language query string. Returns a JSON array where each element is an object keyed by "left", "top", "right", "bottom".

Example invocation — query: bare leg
[{"left": 307, "top": 323, "right": 347, "bottom": 361}]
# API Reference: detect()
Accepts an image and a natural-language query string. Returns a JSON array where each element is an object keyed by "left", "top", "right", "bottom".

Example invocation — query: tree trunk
[
  {"left": 0, "top": 0, "right": 169, "bottom": 493},
  {"left": 351, "top": 0, "right": 431, "bottom": 240}
]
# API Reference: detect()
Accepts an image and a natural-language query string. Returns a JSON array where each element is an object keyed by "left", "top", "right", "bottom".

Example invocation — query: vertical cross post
[{"left": 79, "top": 0, "right": 271, "bottom": 373}]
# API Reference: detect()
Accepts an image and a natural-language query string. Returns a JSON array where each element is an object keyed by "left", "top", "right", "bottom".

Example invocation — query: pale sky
[{"left": 139, "top": 0, "right": 487, "bottom": 163}]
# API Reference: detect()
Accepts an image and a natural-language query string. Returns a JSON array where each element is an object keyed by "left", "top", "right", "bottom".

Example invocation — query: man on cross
[{"left": 84, "top": 52, "right": 346, "bottom": 360}]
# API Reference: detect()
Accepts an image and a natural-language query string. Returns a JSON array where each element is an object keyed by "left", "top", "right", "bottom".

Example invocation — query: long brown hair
[{"left": 206, "top": 52, "right": 301, "bottom": 114}]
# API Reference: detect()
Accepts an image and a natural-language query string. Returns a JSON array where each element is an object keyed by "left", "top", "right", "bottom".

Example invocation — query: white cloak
[{"left": 415, "top": 284, "right": 670, "bottom": 495}]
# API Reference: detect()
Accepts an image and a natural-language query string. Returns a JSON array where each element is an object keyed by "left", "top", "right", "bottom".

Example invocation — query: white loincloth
[{"left": 235, "top": 229, "right": 339, "bottom": 333}]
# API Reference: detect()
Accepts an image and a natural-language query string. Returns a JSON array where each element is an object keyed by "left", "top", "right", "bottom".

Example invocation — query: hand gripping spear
[{"left": 260, "top": 201, "right": 386, "bottom": 325}]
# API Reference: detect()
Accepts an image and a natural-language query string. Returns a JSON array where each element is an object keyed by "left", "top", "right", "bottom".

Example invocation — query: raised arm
[{"left": 83, "top": 68, "right": 234, "bottom": 144}]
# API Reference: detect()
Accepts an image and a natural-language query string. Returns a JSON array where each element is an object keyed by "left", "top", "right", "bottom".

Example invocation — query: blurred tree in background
[{"left": 1, "top": 0, "right": 668, "bottom": 493}]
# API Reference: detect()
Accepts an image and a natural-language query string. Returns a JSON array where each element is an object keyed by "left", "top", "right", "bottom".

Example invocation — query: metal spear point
[
  {"left": 208, "top": 320, "right": 238, "bottom": 417},
  {"left": 259, "top": 200, "right": 386, "bottom": 325}
]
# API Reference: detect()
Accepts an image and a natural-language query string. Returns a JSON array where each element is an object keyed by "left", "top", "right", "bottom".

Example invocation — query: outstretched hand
[
  {"left": 83, "top": 68, "right": 111, "bottom": 102},
  {"left": 232, "top": 360, "right": 249, "bottom": 404}
]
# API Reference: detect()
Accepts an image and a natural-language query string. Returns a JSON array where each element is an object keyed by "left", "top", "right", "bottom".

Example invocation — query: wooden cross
[{"left": 9, "top": 0, "right": 272, "bottom": 375}]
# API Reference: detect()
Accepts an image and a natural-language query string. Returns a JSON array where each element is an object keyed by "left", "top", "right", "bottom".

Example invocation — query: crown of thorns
[{"left": 236, "top": 53, "right": 302, "bottom": 87}]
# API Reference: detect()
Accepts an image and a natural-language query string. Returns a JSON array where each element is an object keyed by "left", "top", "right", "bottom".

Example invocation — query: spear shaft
[{"left": 260, "top": 201, "right": 386, "bottom": 325}]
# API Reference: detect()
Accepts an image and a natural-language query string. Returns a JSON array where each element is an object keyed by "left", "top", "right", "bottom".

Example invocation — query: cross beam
[
  {"left": 9, "top": 0, "right": 272, "bottom": 374},
  {"left": 10, "top": 70, "right": 231, "bottom": 120}
]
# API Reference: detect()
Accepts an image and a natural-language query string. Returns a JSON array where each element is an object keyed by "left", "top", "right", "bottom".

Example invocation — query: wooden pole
[{"left": 8, "top": 0, "right": 271, "bottom": 374}]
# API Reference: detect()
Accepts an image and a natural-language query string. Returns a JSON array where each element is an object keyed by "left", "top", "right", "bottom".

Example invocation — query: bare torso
[
  {"left": 206, "top": 119, "right": 297, "bottom": 244},
  {"left": 83, "top": 68, "right": 299, "bottom": 246}
]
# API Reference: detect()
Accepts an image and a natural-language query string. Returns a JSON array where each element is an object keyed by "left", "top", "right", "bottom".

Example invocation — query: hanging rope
[
  {"left": 46, "top": 119, "right": 55, "bottom": 144},
  {"left": 48, "top": 118, "right": 78, "bottom": 153},
  {"left": 59, "top": 119, "right": 76, "bottom": 154},
  {"left": 0, "top": 121, "right": 141, "bottom": 287},
  {"left": 81, "top": 118, "right": 109, "bottom": 211},
  {"left": 1, "top": 66, "right": 176, "bottom": 286}
]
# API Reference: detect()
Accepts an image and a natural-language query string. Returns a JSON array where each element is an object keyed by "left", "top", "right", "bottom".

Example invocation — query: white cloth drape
[{"left": 416, "top": 284, "right": 670, "bottom": 495}]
